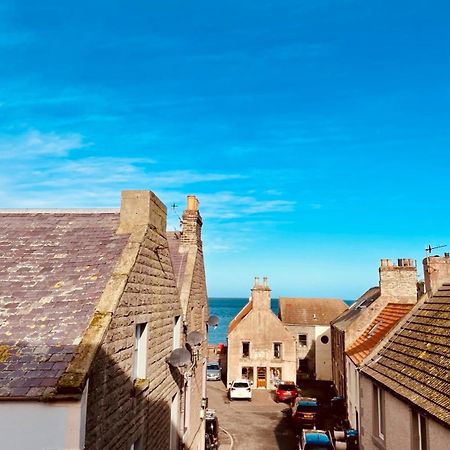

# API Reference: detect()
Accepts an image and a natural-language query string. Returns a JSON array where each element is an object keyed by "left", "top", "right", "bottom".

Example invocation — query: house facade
[
  {"left": 358, "top": 254, "right": 450, "bottom": 450},
  {"left": 227, "top": 278, "right": 296, "bottom": 388},
  {"left": 278, "top": 298, "right": 347, "bottom": 381},
  {"left": 345, "top": 302, "right": 414, "bottom": 430},
  {"left": 0, "top": 190, "right": 209, "bottom": 450},
  {"left": 331, "top": 258, "right": 418, "bottom": 398}
]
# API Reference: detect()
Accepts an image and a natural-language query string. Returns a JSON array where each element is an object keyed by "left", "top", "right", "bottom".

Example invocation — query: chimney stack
[
  {"left": 423, "top": 254, "right": 450, "bottom": 295},
  {"left": 251, "top": 276, "right": 271, "bottom": 310},
  {"left": 118, "top": 190, "right": 167, "bottom": 234},
  {"left": 181, "top": 195, "right": 203, "bottom": 248},
  {"left": 379, "top": 258, "right": 417, "bottom": 303}
]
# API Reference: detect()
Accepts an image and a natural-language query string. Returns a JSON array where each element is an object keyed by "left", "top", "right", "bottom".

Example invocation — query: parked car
[
  {"left": 275, "top": 381, "right": 299, "bottom": 403},
  {"left": 299, "top": 429, "right": 335, "bottom": 450},
  {"left": 228, "top": 379, "right": 252, "bottom": 401},
  {"left": 291, "top": 397, "right": 320, "bottom": 429},
  {"left": 206, "top": 361, "right": 222, "bottom": 381},
  {"left": 205, "top": 408, "right": 219, "bottom": 449}
]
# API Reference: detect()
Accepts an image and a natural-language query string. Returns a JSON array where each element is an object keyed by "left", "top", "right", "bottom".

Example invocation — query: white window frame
[
  {"left": 375, "top": 385, "right": 385, "bottom": 440},
  {"left": 412, "top": 411, "right": 427, "bottom": 450},
  {"left": 273, "top": 342, "right": 282, "bottom": 359},
  {"left": 298, "top": 334, "right": 307, "bottom": 347},
  {"left": 173, "top": 315, "right": 181, "bottom": 350},
  {"left": 133, "top": 322, "right": 148, "bottom": 380}
]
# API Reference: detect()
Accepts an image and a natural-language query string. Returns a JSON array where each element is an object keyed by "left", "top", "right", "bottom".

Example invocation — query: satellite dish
[
  {"left": 186, "top": 330, "right": 205, "bottom": 347},
  {"left": 207, "top": 315, "right": 219, "bottom": 327},
  {"left": 166, "top": 347, "right": 192, "bottom": 368}
]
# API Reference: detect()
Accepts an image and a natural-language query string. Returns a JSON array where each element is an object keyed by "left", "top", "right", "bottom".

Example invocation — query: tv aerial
[{"left": 425, "top": 244, "right": 447, "bottom": 256}]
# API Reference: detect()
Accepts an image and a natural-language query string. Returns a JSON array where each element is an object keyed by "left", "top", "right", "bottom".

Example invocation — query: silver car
[{"left": 206, "top": 362, "right": 222, "bottom": 381}]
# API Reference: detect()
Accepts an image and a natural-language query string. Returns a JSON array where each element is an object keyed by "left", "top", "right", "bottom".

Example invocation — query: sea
[{"left": 207, "top": 297, "right": 354, "bottom": 345}]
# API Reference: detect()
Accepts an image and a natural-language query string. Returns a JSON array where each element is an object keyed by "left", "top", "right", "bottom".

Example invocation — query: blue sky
[{"left": 1, "top": 1, "right": 449, "bottom": 298}]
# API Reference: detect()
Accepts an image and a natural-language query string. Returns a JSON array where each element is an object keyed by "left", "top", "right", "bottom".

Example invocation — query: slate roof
[
  {"left": 332, "top": 287, "right": 381, "bottom": 331},
  {"left": 279, "top": 297, "right": 348, "bottom": 326},
  {"left": 346, "top": 303, "right": 413, "bottom": 365},
  {"left": 167, "top": 231, "right": 188, "bottom": 289},
  {"left": 0, "top": 212, "right": 129, "bottom": 399},
  {"left": 362, "top": 283, "right": 450, "bottom": 426}
]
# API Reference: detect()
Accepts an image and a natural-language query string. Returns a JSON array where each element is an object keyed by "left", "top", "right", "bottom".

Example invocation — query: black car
[
  {"left": 291, "top": 397, "right": 320, "bottom": 429},
  {"left": 205, "top": 409, "right": 219, "bottom": 449}
]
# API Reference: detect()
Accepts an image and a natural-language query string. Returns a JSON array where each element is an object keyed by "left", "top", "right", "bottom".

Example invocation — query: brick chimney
[
  {"left": 423, "top": 253, "right": 450, "bottom": 295},
  {"left": 181, "top": 195, "right": 202, "bottom": 249},
  {"left": 378, "top": 258, "right": 417, "bottom": 303},
  {"left": 118, "top": 190, "right": 167, "bottom": 234},
  {"left": 251, "top": 276, "right": 271, "bottom": 310}
]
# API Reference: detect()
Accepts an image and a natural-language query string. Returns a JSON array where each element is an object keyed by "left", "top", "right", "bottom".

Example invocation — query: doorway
[{"left": 257, "top": 367, "right": 267, "bottom": 388}]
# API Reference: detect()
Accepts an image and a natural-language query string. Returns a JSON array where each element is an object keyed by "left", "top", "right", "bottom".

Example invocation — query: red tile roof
[
  {"left": 279, "top": 297, "right": 348, "bottom": 325},
  {"left": 346, "top": 303, "right": 414, "bottom": 364},
  {"left": 0, "top": 212, "right": 129, "bottom": 398}
]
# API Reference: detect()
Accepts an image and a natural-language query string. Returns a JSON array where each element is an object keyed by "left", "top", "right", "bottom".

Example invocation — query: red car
[{"left": 274, "top": 381, "right": 299, "bottom": 403}]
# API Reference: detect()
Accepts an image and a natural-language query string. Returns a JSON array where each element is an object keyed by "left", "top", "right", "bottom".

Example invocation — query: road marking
[{"left": 220, "top": 426, "right": 234, "bottom": 449}]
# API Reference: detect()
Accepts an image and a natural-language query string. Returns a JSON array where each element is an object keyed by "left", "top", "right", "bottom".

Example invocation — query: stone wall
[
  {"left": 85, "top": 221, "right": 182, "bottom": 449},
  {"left": 379, "top": 258, "right": 417, "bottom": 301},
  {"left": 182, "top": 246, "right": 209, "bottom": 450},
  {"left": 424, "top": 254, "right": 450, "bottom": 295}
]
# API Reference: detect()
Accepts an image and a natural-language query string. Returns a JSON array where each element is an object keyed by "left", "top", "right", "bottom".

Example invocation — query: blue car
[{"left": 299, "top": 429, "right": 335, "bottom": 450}]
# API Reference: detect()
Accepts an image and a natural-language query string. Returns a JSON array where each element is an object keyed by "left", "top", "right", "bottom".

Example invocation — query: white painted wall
[
  {"left": 314, "top": 325, "right": 332, "bottom": 380},
  {"left": 346, "top": 356, "right": 360, "bottom": 430},
  {"left": 0, "top": 400, "right": 83, "bottom": 450},
  {"left": 359, "top": 374, "right": 450, "bottom": 450}
]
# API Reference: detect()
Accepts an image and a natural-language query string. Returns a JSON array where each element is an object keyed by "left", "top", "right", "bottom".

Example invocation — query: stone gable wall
[
  {"left": 85, "top": 225, "right": 182, "bottom": 450},
  {"left": 183, "top": 248, "right": 209, "bottom": 450}
]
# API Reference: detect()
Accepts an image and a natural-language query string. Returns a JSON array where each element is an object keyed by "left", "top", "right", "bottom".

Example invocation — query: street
[{"left": 207, "top": 380, "right": 298, "bottom": 450}]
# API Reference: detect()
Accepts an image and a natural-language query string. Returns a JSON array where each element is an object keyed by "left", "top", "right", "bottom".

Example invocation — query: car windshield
[
  {"left": 304, "top": 446, "right": 331, "bottom": 450},
  {"left": 278, "top": 384, "right": 295, "bottom": 391},
  {"left": 208, "top": 364, "right": 220, "bottom": 370},
  {"left": 296, "top": 404, "right": 318, "bottom": 413},
  {"left": 233, "top": 382, "right": 249, "bottom": 388}
]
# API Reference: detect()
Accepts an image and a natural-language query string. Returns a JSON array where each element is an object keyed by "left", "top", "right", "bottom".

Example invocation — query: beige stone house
[
  {"left": 358, "top": 254, "right": 450, "bottom": 449},
  {"left": 279, "top": 297, "right": 347, "bottom": 381},
  {"left": 331, "top": 258, "right": 418, "bottom": 399},
  {"left": 227, "top": 278, "right": 296, "bottom": 388},
  {"left": 0, "top": 190, "right": 209, "bottom": 450}
]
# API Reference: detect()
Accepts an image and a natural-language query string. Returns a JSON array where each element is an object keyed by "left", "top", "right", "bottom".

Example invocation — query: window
[
  {"left": 298, "top": 334, "right": 307, "bottom": 347},
  {"left": 242, "top": 341, "right": 250, "bottom": 358},
  {"left": 412, "top": 411, "right": 427, "bottom": 450},
  {"left": 133, "top": 323, "right": 148, "bottom": 380},
  {"left": 130, "top": 437, "right": 142, "bottom": 450},
  {"left": 173, "top": 316, "right": 181, "bottom": 350},
  {"left": 184, "top": 378, "right": 191, "bottom": 433},
  {"left": 273, "top": 342, "right": 282, "bottom": 359},
  {"left": 374, "top": 385, "right": 385, "bottom": 440}
]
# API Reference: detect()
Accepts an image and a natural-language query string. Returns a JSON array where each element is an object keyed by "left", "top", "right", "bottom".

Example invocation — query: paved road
[{"left": 207, "top": 381, "right": 297, "bottom": 450}]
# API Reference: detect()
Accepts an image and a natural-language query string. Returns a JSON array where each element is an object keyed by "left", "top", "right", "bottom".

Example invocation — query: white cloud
[{"left": 0, "top": 130, "right": 86, "bottom": 159}]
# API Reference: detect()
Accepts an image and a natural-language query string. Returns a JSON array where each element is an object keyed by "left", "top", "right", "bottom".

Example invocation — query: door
[{"left": 257, "top": 367, "right": 267, "bottom": 388}]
